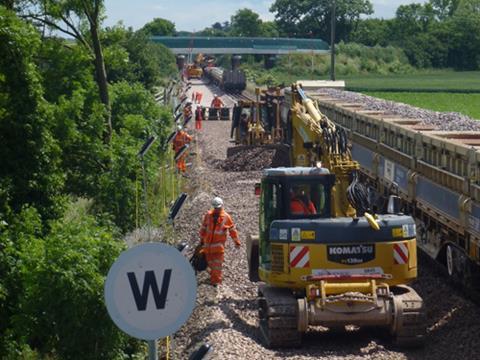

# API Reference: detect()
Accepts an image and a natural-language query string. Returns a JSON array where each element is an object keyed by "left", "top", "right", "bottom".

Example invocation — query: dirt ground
[{"left": 171, "top": 88, "right": 480, "bottom": 360}]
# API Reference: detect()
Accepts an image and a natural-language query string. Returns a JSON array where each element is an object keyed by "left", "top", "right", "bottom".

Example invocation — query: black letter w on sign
[{"left": 127, "top": 270, "right": 172, "bottom": 311}]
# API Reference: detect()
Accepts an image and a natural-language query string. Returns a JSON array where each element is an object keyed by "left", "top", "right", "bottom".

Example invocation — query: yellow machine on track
[
  {"left": 247, "top": 84, "right": 426, "bottom": 348},
  {"left": 186, "top": 53, "right": 204, "bottom": 79},
  {"left": 231, "top": 88, "right": 284, "bottom": 146}
]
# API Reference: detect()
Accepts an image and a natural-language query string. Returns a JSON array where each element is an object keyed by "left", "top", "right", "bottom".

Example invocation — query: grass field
[
  {"left": 364, "top": 92, "right": 480, "bottom": 120},
  {"left": 345, "top": 71, "right": 480, "bottom": 92}
]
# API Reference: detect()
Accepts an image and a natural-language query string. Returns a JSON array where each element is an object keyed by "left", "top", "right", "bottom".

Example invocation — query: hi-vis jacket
[
  {"left": 290, "top": 198, "right": 317, "bottom": 215},
  {"left": 200, "top": 209, "right": 239, "bottom": 254},
  {"left": 173, "top": 131, "right": 192, "bottom": 152}
]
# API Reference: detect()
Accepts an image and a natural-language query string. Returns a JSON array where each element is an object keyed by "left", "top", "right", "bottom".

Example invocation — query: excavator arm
[{"left": 289, "top": 84, "right": 367, "bottom": 218}]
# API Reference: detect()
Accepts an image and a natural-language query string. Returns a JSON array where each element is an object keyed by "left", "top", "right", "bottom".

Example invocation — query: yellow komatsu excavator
[{"left": 247, "top": 84, "right": 426, "bottom": 348}]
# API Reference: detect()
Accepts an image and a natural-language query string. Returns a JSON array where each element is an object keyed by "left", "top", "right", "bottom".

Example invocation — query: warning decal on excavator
[
  {"left": 301, "top": 230, "right": 315, "bottom": 240},
  {"left": 289, "top": 246, "right": 310, "bottom": 268},
  {"left": 392, "top": 227, "right": 403, "bottom": 238},
  {"left": 393, "top": 243, "right": 409, "bottom": 264}
]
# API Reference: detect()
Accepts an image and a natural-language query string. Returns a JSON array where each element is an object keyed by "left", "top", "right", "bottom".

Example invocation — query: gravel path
[{"left": 171, "top": 88, "right": 480, "bottom": 359}]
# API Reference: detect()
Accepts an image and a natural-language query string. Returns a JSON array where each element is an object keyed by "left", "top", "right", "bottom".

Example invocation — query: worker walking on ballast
[
  {"left": 173, "top": 125, "right": 192, "bottom": 173},
  {"left": 195, "top": 105, "right": 203, "bottom": 130},
  {"left": 199, "top": 197, "right": 240, "bottom": 286}
]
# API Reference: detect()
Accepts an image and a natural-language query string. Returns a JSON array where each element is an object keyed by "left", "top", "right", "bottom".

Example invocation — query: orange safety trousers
[
  {"left": 195, "top": 92, "right": 203, "bottom": 104},
  {"left": 200, "top": 209, "right": 239, "bottom": 285},
  {"left": 205, "top": 253, "right": 224, "bottom": 285},
  {"left": 173, "top": 131, "right": 192, "bottom": 173},
  {"left": 176, "top": 156, "right": 187, "bottom": 172}
]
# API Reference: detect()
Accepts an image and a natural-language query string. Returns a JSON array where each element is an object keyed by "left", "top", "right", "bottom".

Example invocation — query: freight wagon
[
  {"left": 204, "top": 66, "right": 246, "bottom": 93},
  {"left": 282, "top": 87, "right": 480, "bottom": 290}
]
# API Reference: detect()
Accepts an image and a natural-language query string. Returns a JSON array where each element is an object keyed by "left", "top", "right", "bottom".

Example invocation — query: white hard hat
[
  {"left": 177, "top": 125, "right": 183, "bottom": 131},
  {"left": 211, "top": 197, "right": 223, "bottom": 209},
  {"left": 214, "top": 94, "right": 218, "bottom": 97}
]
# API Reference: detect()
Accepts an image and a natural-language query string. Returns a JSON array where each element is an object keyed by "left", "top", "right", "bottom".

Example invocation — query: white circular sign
[{"left": 104, "top": 243, "right": 197, "bottom": 340}]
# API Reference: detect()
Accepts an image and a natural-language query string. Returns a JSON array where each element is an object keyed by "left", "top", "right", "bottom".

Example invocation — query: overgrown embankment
[{"left": 239, "top": 42, "right": 413, "bottom": 87}]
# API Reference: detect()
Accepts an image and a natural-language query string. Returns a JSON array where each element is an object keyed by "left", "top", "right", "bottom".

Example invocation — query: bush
[
  {"left": 7, "top": 201, "right": 141, "bottom": 360},
  {"left": 247, "top": 42, "right": 414, "bottom": 85}
]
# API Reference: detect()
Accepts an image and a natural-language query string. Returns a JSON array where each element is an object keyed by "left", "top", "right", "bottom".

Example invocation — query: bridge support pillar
[{"left": 264, "top": 55, "right": 277, "bottom": 69}]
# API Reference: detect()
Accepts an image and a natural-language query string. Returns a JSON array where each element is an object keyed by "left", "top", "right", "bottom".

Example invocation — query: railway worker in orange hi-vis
[
  {"left": 290, "top": 187, "right": 317, "bottom": 216},
  {"left": 199, "top": 197, "right": 240, "bottom": 287},
  {"left": 195, "top": 106, "right": 203, "bottom": 130},
  {"left": 183, "top": 101, "right": 193, "bottom": 118},
  {"left": 210, "top": 94, "right": 224, "bottom": 120},
  {"left": 195, "top": 91, "right": 203, "bottom": 104},
  {"left": 210, "top": 94, "right": 224, "bottom": 109},
  {"left": 173, "top": 125, "right": 192, "bottom": 173}
]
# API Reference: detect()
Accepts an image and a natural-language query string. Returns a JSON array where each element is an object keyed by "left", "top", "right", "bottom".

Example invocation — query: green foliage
[
  {"left": 0, "top": 201, "right": 142, "bottom": 359},
  {"left": 102, "top": 24, "right": 177, "bottom": 89},
  {"left": 447, "top": 0, "right": 480, "bottom": 69},
  {"left": 196, "top": 21, "right": 231, "bottom": 37},
  {"left": 261, "top": 21, "right": 280, "bottom": 37},
  {"left": 0, "top": 207, "right": 42, "bottom": 357},
  {"left": 351, "top": 18, "right": 392, "bottom": 46},
  {"left": 0, "top": 6, "right": 65, "bottom": 222},
  {"left": 270, "top": 0, "right": 373, "bottom": 40},
  {"left": 125, "top": 34, "right": 177, "bottom": 89},
  {"left": 244, "top": 42, "right": 413, "bottom": 86},
  {"left": 140, "top": 17, "right": 175, "bottom": 36},
  {"left": 0, "top": 4, "right": 179, "bottom": 360},
  {"left": 38, "top": 39, "right": 95, "bottom": 103},
  {"left": 230, "top": 8, "right": 263, "bottom": 37},
  {"left": 430, "top": 0, "right": 460, "bottom": 19},
  {"left": 350, "top": 0, "right": 480, "bottom": 71}
]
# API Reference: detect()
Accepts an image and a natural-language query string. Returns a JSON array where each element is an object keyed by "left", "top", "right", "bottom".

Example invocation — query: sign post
[{"left": 105, "top": 243, "right": 197, "bottom": 359}]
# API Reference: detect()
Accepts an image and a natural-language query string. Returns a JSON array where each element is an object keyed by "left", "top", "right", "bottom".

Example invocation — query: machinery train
[
  {"left": 204, "top": 66, "right": 246, "bottom": 93},
  {"left": 283, "top": 86, "right": 480, "bottom": 291}
]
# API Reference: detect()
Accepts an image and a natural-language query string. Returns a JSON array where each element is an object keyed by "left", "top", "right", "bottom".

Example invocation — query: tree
[
  {"left": 447, "top": 0, "right": 480, "bottom": 69},
  {"left": 140, "top": 17, "right": 175, "bottom": 36},
  {"left": 0, "top": 0, "right": 15, "bottom": 9},
  {"left": 270, "top": 0, "right": 373, "bottom": 41},
  {"left": 429, "top": 0, "right": 460, "bottom": 19},
  {"left": 261, "top": 21, "right": 280, "bottom": 37},
  {"left": 22, "top": 0, "right": 112, "bottom": 144},
  {"left": 0, "top": 6, "right": 64, "bottom": 221},
  {"left": 393, "top": 3, "right": 436, "bottom": 39},
  {"left": 197, "top": 21, "right": 230, "bottom": 37},
  {"left": 102, "top": 24, "right": 177, "bottom": 89},
  {"left": 351, "top": 18, "right": 392, "bottom": 46},
  {"left": 230, "top": 8, "right": 263, "bottom": 37}
]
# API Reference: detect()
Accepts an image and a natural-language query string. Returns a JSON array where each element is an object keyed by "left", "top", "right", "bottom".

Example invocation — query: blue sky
[{"left": 104, "top": 0, "right": 428, "bottom": 32}]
